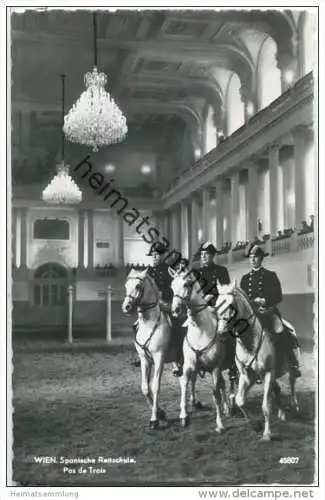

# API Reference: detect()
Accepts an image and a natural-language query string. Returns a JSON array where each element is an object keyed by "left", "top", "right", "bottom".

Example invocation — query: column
[
  {"left": 201, "top": 188, "right": 210, "bottom": 242},
  {"left": 240, "top": 86, "right": 256, "bottom": 123},
  {"left": 116, "top": 216, "right": 124, "bottom": 267},
  {"left": 78, "top": 210, "right": 85, "bottom": 268},
  {"left": 268, "top": 143, "right": 282, "bottom": 236},
  {"left": 83, "top": 212, "right": 89, "bottom": 268},
  {"left": 88, "top": 210, "right": 94, "bottom": 270},
  {"left": 20, "top": 208, "right": 27, "bottom": 268},
  {"left": 171, "top": 207, "right": 180, "bottom": 251},
  {"left": 15, "top": 209, "right": 21, "bottom": 268},
  {"left": 21, "top": 112, "right": 31, "bottom": 146},
  {"left": 230, "top": 172, "right": 240, "bottom": 245},
  {"left": 293, "top": 126, "right": 307, "bottom": 229},
  {"left": 276, "top": 50, "right": 298, "bottom": 93},
  {"left": 246, "top": 163, "right": 259, "bottom": 240},
  {"left": 153, "top": 211, "right": 163, "bottom": 240},
  {"left": 181, "top": 202, "right": 189, "bottom": 258},
  {"left": 215, "top": 179, "right": 224, "bottom": 248},
  {"left": 191, "top": 195, "right": 199, "bottom": 258}
]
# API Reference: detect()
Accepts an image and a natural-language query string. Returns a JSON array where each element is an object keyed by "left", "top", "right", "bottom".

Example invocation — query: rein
[
  {"left": 175, "top": 281, "right": 218, "bottom": 373},
  {"left": 231, "top": 289, "right": 266, "bottom": 373},
  {"left": 126, "top": 274, "right": 163, "bottom": 361}
]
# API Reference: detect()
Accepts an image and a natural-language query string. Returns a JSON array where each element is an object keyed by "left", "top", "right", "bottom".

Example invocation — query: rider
[
  {"left": 146, "top": 242, "right": 185, "bottom": 377},
  {"left": 240, "top": 242, "right": 301, "bottom": 378},
  {"left": 194, "top": 242, "right": 238, "bottom": 381}
]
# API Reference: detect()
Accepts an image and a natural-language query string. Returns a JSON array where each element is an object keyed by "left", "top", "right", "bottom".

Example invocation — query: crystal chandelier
[
  {"left": 63, "top": 13, "right": 127, "bottom": 152},
  {"left": 42, "top": 161, "right": 82, "bottom": 204},
  {"left": 42, "top": 74, "right": 82, "bottom": 205}
]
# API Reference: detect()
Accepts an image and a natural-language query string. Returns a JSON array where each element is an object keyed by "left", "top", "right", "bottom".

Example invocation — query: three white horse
[{"left": 122, "top": 267, "right": 300, "bottom": 440}]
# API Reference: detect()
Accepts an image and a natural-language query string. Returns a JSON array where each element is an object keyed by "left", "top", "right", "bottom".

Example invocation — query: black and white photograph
[{"left": 3, "top": 2, "right": 322, "bottom": 495}]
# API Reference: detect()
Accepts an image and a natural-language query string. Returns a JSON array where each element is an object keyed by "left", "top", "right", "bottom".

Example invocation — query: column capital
[{"left": 268, "top": 141, "right": 282, "bottom": 155}]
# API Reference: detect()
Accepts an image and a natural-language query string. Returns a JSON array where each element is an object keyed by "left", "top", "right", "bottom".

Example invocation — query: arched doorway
[
  {"left": 33, "top": 263, "right": 68, "bottom": 330},
  {"left": 34, "top": 263, "right": 68, "bottom": 306}
]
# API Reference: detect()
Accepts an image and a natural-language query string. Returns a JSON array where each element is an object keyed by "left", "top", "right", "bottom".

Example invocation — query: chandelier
[
  {"left": 42, "top": 161, "right": 82, "bottom": 204},
  {"left": 42, "top": 74, "right": 82, "bottom": 204},
  {"left": 63, "top": 13, "right": 127, "bottom": 152}
]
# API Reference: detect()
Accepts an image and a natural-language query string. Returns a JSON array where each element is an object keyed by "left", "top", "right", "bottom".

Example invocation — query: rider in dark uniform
[
  {"left": 194, "top": 242, "right": 237, "bottom": 381},
  {"left": 240, "top": 242, "right": 301, "bottom": 378},
  {"left": 146, "top": 242, "right": 185, "bottom": 377}
]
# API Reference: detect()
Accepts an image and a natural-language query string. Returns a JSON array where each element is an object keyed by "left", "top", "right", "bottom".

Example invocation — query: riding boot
[
  {"left": 283, "top": 328, "right": 301, "bottom": 378},
  {"left": 287, "top": 347, "right": 302, "bottom": 378}
]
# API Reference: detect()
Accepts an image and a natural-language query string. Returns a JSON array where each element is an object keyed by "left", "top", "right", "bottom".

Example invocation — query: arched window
[
  {"left": 257, "top": 36, "right": 282, "bottom": 110},
  {"left": 34, "top": 263, "right": 67, "bottom": 306},
  {"left": 226, "top": 73, "right": 245, "bottom": 136}
]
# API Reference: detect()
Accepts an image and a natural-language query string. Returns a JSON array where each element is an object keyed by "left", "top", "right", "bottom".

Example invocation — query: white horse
[
  {"left": 170, "top": 269, "right": 231, "bottom": 433},
  {"left": 122, "top": 268, "right": 171, "bottom": 429},
  {"left": 215, "top": 282, "right": 300, "bottom": 441}
]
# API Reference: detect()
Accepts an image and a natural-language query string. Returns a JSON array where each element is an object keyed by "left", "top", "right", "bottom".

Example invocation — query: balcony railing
[{"left": 162, "top": 72, "right": 313, "bottom": 206}]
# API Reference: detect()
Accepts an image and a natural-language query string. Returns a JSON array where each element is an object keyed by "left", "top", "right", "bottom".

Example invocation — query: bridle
[
  {"left": 173, "top": 277, "right": 218, "bottom": 373},
  {"left": 173, "top": 278, "right": 209, "bottom": 315},
  {"left": 125, "top": 273, "right": 162, "bottom": 361},
  {"left": 223, "top": 288, "right": 265, "bottom": 374},
  {"left": 125, "top": 275, "right": 159, "bottom": 313}
]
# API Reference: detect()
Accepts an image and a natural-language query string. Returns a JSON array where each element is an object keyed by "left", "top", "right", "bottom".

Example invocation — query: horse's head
[
  {"left": 122, "top": 268, "right": 151, "bottom": 314},
  {"left": 215, "top": 281, "right": 254, "bottom": 335},
  {"left": 169, "top": 267, "right": 199, "bottom": 318}
]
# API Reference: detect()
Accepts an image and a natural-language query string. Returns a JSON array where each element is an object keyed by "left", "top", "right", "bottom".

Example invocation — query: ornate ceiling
[{"left": 11, "top": 9, "right": 301, "bottom": 189}]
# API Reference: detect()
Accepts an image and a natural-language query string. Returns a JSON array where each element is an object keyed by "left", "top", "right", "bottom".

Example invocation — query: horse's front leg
[
  {"left": 229, "top": 375, "right": 238, "bottom": 414},
  {"left": 235, "top": 370, "right": 254, "bottom": 423},
  {"left": 219, "top": 372, "right": 230, "bottom": 417},
  {"left": 261, "top": 371, "right": 273, "bottom": 441},
  {"left": 149, "top": 352, "right": 164, "bottom": 429},
  {"left": 289, "top": 373, "right": 300, "bottom": 414},
  {"left": 189, "top": 371, "right": 205, "bottom": 411},
  {"left": 212, "top": 368, "right": 225, "bottom": 433},
  {"left": 139, "top": 351, "right": 153, "bottom": 410},
  {"left": 179, "top": 365, "right": 191, "bottom": 427},
  {"left": 273, "top": 380, "right": 286, "bottom": 422}
]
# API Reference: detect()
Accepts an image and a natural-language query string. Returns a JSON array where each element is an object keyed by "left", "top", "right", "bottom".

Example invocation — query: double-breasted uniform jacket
[
  {"left": 198, "top": 263, "right": 230, "bottom": 305},
  {"left": 148, "top": 263, "right": 173, "bottom": 304},
  {"left": 240, "top": 267, "right": 282, "bottom": 311}
]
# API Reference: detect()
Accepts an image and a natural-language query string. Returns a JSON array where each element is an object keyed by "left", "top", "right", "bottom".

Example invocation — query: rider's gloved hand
[{"left": 254, "top": 297, "right": 266, "bottom": 306}]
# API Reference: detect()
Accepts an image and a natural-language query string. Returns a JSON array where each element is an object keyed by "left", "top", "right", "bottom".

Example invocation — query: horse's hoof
[
  {"left": 278, "top": 409, "right": 286, "bottom": 422},
  {"left": 149, "top": 420, "right": 159, "bottom": 430},
  {"left": 215, "top": 426, "right": 225, "bottom": 434},
  {"left": 260, "top": 433, "right": 271, "bottom": 442},
  {"left": 157, "top": 409, "right": 167, "bottom": 420},
  {"left": 180, "top": 416, "right": 189, "bottom": 428}
]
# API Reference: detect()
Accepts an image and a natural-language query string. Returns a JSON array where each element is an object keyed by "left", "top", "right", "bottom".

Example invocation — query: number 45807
[{"left": 279, "top": 457, "right": 300, "bottom": 464}]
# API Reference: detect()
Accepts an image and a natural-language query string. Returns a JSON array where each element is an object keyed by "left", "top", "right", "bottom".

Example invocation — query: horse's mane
[
  {"left": 127, "top": 267, "right": 159, "bottom": 295},
  {"left": 233, "top": 286, "right": 255, "bottom": 315}
]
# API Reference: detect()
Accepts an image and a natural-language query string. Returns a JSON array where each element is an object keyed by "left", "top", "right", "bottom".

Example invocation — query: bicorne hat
[
  {"left": 245, "top": 242, "right": 269, "bottom": 258},
  {"left": 146, "top": 242, "right": 168, "bottom": 256},
  {"left": 195, "top": 241, "right": 218, "bottom": 258}
]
